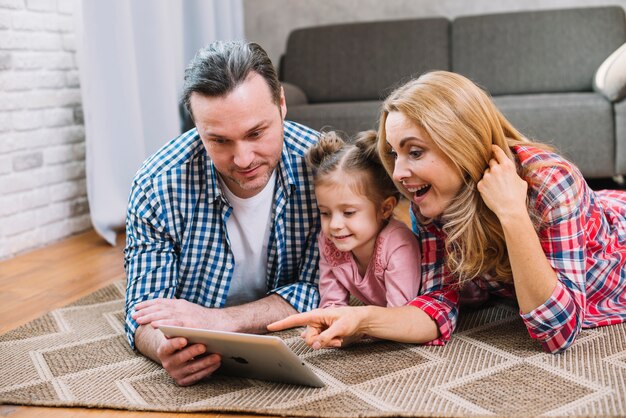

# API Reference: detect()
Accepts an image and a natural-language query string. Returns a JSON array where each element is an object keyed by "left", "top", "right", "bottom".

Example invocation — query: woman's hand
[
  {"left": 268, "top": 306, "right": 366, "bottom": 349},
  {"left": 477, "top": 145, "right": 528, "bottom": 222}
]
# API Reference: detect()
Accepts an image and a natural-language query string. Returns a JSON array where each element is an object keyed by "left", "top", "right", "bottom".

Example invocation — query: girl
[
  {"left": 306, "top": 131, "right": 421, "bottom": 313},
  {"left": 269, "top": 71, "right": 626, "bottom": 354}
]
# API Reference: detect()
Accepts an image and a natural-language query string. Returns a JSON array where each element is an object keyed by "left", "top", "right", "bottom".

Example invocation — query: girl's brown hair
[{"left": 307, "top": 130, "right": 400, "bottom": 209}]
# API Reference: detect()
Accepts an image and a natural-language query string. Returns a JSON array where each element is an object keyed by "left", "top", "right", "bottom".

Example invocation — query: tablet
[{"left": 159, "top": 325, "right": 325, "bottom": 387}]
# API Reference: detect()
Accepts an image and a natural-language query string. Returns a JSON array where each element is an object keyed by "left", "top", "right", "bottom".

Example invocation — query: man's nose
[{"left": 233, "top": 142, "right": 255, "bottom": 168}]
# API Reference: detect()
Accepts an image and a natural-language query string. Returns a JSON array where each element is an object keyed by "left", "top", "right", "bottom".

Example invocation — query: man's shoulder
[
  {"left": 283, "top": 121, "right": 319, "bottom": 156},
  {"left": 133, "top": 128, "right": 206, "bottom": 186}
]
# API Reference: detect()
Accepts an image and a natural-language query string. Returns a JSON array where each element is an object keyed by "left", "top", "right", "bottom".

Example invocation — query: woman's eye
[
  {"left": 409, "top": 148, "right": 423, "bottom": 158},
  {"left": 319, "top": 211, "right": 329, "bottom": 217},
  {"left": 344, "top": 211, "right": 355, "bottom": 217},
  {"left": 387, "top": 150, "right": 398, "bottom": 160}
]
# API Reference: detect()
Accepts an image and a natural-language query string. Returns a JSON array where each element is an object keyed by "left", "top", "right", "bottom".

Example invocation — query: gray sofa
[{"left": 280, "top": 6, "right": 626, "bottom": 179}]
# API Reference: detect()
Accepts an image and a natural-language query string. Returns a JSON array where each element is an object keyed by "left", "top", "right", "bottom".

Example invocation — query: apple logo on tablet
[{"left": 230, "top": 356, "right": 249, "bottom": 364}]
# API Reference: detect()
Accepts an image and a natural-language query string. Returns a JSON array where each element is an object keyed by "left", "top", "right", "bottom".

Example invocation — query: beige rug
[{"left": 1, "top": 281, "right": 625, "bottom": 417}]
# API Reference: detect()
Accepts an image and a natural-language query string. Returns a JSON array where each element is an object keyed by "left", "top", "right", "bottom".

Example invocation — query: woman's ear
[{"left": 380, "top": 196, "right": 398, "bottom": 219}]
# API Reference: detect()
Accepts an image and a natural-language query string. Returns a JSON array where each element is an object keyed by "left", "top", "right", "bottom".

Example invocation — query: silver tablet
[{"left": 158, "top": 325, "right": 325, "bottom": 387}]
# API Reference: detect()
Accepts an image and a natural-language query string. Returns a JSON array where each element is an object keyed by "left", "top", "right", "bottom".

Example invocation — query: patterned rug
[{"left": 1, "top": 280, "right": 626, "bottom": 417}]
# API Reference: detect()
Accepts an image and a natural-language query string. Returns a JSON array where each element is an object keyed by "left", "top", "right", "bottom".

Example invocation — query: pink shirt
[{"left": 318, "top": 218, "right": 422, "bottom": 308}]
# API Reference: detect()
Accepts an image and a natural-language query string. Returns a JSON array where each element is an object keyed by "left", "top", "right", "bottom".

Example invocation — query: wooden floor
[{"left": 0, "top": 229, "right": 258, "bottom": 418}]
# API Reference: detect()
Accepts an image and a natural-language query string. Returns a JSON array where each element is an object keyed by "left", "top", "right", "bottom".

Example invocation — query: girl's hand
[{"left": 477, "top": 145, "right": 528, "bottom": 221}]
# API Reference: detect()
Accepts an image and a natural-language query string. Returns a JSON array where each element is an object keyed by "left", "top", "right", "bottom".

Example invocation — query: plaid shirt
[
  {"left": 124, "top": 121, "right": 320, "bottom": 349},
  {"left": 409, "top": 145, "right": 626, "bottom": 353}
]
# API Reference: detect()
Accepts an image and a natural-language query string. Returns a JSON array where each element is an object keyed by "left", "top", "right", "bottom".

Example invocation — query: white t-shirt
[{"left": 219, "top": 171, "right": 276, "bottom": 307}]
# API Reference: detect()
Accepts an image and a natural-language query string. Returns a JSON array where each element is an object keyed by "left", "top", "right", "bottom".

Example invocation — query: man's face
[{"left": 191, "top": 72, "right": 286, "bottom": 199}]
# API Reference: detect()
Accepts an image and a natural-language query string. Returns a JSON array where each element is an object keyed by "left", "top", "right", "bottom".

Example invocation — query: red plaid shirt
[{"left": 409, "top": 145, "right": 626, "bottom": 353}]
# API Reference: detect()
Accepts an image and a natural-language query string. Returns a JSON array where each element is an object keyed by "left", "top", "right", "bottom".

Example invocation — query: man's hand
[
  {"left": 132, "top": 298, "right": 231, "bottom": 331},
  {"left": 135, "top": 325, "right": 222, "bottom": 386}
]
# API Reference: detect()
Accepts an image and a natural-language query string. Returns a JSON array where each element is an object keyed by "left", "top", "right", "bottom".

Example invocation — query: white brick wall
[{"left": 0, "top": 0, "right": 90, "bottom": 260}]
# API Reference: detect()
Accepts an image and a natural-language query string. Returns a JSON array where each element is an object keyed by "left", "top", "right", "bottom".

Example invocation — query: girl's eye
[
  {"left": 344, "top": 211, "right": 355, "bottom": 217},
  {"left": 319, "top": 211, "right": 329, "bottom": 217}
]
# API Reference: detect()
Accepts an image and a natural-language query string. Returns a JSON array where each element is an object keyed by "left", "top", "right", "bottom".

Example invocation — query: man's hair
[{"left": 182, "top": 40, "right": 281, "bottom": 119}]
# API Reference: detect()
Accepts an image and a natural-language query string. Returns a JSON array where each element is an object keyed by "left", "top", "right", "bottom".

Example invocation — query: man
[{"left": 124, "top": 41, "right": 320, "bottom": 386}]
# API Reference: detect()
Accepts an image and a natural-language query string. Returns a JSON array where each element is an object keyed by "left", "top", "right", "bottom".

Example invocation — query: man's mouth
[{"left": 237, "top": 165, "right": 262, "bottom": 176}]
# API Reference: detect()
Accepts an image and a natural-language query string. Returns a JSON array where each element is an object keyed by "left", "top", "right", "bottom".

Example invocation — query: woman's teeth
[{"left": 407, "top": 184, "right": 431, "bottom": 196}]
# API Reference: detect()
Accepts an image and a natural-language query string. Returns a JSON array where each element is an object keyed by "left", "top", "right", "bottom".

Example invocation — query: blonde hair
[
  {"left": 307, "top": 130, "right": 400, "bottom": 209},
  {"left": 377, "top": 71, "right": 561, "bottom": 283}
]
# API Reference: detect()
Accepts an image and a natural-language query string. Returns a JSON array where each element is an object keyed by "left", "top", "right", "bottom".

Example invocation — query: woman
[{"left": 268, "top": 71, "right": 626, "bottom": 353}]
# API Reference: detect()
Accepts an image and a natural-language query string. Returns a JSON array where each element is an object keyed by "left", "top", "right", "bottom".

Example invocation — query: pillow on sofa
[{"left": 593, "top": 42, "right": 626, "bottom": 102}]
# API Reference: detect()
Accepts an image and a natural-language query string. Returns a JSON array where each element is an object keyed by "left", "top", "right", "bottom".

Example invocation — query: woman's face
[{"left": 385, "top": 111, "right": 464, "bottom": 219}]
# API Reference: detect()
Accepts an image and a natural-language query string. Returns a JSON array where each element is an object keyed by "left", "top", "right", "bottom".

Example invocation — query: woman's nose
[{"left": 392, "top": 158, "right": 409, "bottom": 182}]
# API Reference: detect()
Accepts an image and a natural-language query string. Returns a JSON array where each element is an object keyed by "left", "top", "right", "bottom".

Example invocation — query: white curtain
[{"left": 76, "top": 0, "right": 244, "bottom": 245}]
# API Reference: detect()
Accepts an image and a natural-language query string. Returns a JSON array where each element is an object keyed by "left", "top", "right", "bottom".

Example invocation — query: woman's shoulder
[{"left": 513, "top": 144, "right": 587, "bottom": 218}]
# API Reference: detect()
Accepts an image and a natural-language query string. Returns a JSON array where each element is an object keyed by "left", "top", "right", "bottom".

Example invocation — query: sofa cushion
[
  {"left": 283, "top": 18, "right": 450, "bottom": 103},
  {"left": 453, "top": 6, "right": 626, "bottom": 95},
  {"left": 287, "top": 101, "right": 382, "bottom": 136},
  {"left": 494, "top": 93, "right": 614, "bottom": 177}
]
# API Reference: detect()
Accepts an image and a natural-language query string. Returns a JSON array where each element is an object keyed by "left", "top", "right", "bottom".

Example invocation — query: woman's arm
[
  {"left": 268, "top": 304, "right": 439, "bottom": 349},
  {"left": 477, "top": 145, "right": 558, "bottom": 313}
]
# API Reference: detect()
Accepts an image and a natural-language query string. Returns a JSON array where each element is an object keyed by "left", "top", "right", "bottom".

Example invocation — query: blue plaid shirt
[{"left": 124, "top": 121, "right": 320, "bottom": 349}]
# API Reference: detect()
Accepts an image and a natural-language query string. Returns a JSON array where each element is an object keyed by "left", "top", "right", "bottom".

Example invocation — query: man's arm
[
  {"left": 132, "top": 293, "right": 297, "bottom": 333},
  {"left": 133, "top": 294, "right": 297, "bottom": 386}
]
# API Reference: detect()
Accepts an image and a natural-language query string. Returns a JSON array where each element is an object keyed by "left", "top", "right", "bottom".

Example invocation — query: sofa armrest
[
  {"left": 593, "top": 42, "right": 626, "bottom": 102},
  {"left": 282, "top": 82, "right": 308, "bottom": 106}
]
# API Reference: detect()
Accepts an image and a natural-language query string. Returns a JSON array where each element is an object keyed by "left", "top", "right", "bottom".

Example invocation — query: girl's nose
[{"left": 329, "top": 213, "right": 343, "bottom": 229}]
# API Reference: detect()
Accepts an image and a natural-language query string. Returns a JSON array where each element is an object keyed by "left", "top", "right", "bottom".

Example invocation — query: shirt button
[{"left": 226, "top": 263, "right": 233, "bottom": 270}]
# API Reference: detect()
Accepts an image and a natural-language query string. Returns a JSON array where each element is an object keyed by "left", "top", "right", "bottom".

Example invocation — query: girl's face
[
  {"left": 385, "top": 111, "right": 464, "bottom": 219},
  {"left": 315, "top": 180, "right": 392, "bottom": 264}
]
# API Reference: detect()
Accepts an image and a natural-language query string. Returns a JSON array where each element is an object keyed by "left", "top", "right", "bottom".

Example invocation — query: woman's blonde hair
[{"left": 377, "top": 71, "right": 557, "bottom": 283}]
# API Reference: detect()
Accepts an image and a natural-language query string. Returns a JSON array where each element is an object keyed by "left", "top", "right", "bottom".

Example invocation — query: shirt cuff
[
  {"left": 271, "top": 282, "right": 320, "bottom": 313},
  {"left": 408, "top": 294, "right": 458, "bottom": 346},
  {"left": 520, "top": 283, "right": 579, "bottom": 352}
]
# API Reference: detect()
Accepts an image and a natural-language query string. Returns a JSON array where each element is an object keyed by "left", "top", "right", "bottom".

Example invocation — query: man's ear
[
  {"left": 279, "top": 86, "right": 287, "bottom": 120},
  {"left": 381, "top": 196, "right": 397, "bottom": 219}
]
